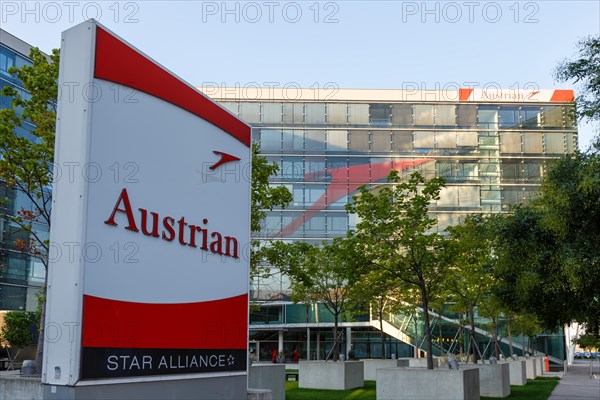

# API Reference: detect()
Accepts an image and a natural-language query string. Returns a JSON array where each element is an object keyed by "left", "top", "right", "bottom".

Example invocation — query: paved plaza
[{"left": 548, "top": 359, "right": 600, "bottom": 400}]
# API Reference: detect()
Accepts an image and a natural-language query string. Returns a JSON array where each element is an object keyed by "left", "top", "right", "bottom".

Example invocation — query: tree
[
  {"left": 0, "top": 311, "right": 36, "bottom": 369},
  {"left": 250, "top": 144, "right": 292, "bottom": 278},
  {"left": 447, "top": 215, "right": 495, "bottom": 363},
  {"left": 536, "top": 150, "right": 600, "bottom": 336},
  {"left": 347, "top": 256, "right": 403, "bottom": 359},
  {"left": 347, "top": 170, "right": 448, "bottom": 369},
  {"left": 555, "top": 35, "right": 600, "bottom": 124},
  {"left": 0, "top": 47, "right": 59, "bottom": 374},
  {"left": 575, "top": 334, "right": 600, "bottom": 351},
  {"left": 286, "top": 238, "right": 357, "bottom": 362},
  {"left": 491, "top": 206, "right": 572, "bottom": 333}
]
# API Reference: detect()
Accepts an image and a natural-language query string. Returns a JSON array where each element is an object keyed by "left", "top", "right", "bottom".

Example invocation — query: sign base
[{"left": 42, "top": 375, "right": 246, "bottom": 400}]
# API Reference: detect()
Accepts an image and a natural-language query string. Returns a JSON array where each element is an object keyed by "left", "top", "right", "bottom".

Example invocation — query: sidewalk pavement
[{"left": 548, "top": 359, "right": 600, "bottom": 400}]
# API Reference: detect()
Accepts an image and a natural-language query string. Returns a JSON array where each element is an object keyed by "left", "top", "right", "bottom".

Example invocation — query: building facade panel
[{"left": 207, "top": 88, "right": 577, "bottom": 302}]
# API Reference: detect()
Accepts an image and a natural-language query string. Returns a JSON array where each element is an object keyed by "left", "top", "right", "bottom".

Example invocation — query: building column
[
  {"left": 346, "top": 327, "right": 352, "bottom": 357},
  {"left": 306, "top": 327, "right": 310, "bottom": 361},
  {"left": 278, "top": 330, "right": 284, "bottom": 352},
  {"left": 316, "top": 331, "right": 320, "bottom": 360}
]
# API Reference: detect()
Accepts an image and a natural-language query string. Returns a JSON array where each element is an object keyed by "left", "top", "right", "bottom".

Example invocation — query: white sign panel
[{"left": 43, "top": 21, "right": 250, "bottom": 385}]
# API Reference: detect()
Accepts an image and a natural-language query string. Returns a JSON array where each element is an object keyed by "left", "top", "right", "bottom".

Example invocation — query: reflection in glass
[{"left": 414, "top": 105, "right": 434, "bottom": 125}]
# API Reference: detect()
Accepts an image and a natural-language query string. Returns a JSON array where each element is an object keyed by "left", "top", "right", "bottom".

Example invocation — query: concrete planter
[
  {"left": 362, "top": 359, "right": 409, "bottom": 380},
  {"left": 0, "top": 375, "right": 42, "bottom": 400},
  {"left": 398, "top": 357, "right": 440, "bottom": 368},
  {"left": 534, "top": 356, "right": 544, "bottom": 374},
  {"left": 299, "top": 361, "right": 364, "bottom": 390},
  {"left": 463, "top": 363, "right": 510, "bottom": 398},
  {"left": 248, "top": 364, "right": 285, "bottom": 400},
  {"left": 519, "top": 357, "right": 537, "bottom": 379},
  {"left": 506, "top": 360, "right": 527, "bottom": 386},
  {"left": 376, "top": 368, "right": 480, "bottom": 400}
]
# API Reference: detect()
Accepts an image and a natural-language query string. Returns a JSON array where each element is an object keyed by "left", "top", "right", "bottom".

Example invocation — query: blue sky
[{"left": 3, "top": 1, "right": 599, "bottom": 147}]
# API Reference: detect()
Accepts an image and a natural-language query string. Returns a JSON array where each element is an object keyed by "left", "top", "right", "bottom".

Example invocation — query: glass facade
[
  {"left": 214, "top": 93, "right": 577, "bottom": 302},
  {"left": 0, "top": 34, "right": 48, "bottom": 312}
]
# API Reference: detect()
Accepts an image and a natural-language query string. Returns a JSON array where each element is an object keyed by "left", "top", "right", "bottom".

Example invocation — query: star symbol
[{"left": 227, "top": 355, "right": 235, "bottom": 366}]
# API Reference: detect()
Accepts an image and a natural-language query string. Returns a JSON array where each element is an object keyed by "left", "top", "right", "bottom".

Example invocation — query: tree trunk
[
  {"left": 413, "top": 314, "right": 420, "bottom": 358},
  {"left": 507, "top": 320, "right": 514, "bottom": 357},
  {"left": 35, "top": 281, "right": 47, "bottom": 374},
  {"left": 420, "top": 286, "right": 434, "bottom": 370},
  {"left": 438, "top": 308, "right": 444, "bottom": 356},
  {"left": 332, "top": 316, "right": 340, "bottom": 361},
  {"left": 521, "top": 334, "right": 526, "bottom": 356},
  {"left": 468, "top": 304, "right": 483, "bottom": 363},
  {"left": 379, "top": 305, "right": 386, "bottom": 359},
  {"left": 493, "top": 319, "right": 500, "bottom": 358}
]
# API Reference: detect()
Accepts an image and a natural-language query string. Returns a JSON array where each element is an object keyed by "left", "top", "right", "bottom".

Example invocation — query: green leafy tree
[
  {"left": 0, "top": 47, "right": 59, "bottom": 373},
  {"left": 555, "top": 35, "right": 600, "bottom": 124},
  {"left": 0, "top": 311, "right": 36, "bottom": 369},
  {"left": 347, "top": 170, "right": 448, "bottom": 369},
  {"left": 537, "top": 150, "right": 600, "bottom": 336},
  {"left": 491, "top": 207, "right": 571, "bottom": 333},
  {"left": 447, "top": 215, "right": 495, "bottom": 362},
  {"left": 348, "top": 262, "right": 403, "bottom": 359},
  {"left": 250, "top": 144, "right": 292, "bottom": 278},
  {"left": 575, "top": 334, "right": 600, "bottom": 351},
  {"left": 286, "top": 238, "right": 357, "bottom": 362}
]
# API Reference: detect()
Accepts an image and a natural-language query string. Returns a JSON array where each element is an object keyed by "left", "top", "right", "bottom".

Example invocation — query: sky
[{"left": 3, "top": 0, "right": 599, "bottom": 148}]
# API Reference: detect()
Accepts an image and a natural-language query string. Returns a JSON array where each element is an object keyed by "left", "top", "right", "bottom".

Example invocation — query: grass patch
[
  {"left": 483, "top": 378, "right": 559, "bottom": 400},
  {"left": 286, "top": 377, "right": 559, "bottom": 400},
  {"left": 286, "top": 380, "right": 376, "bottom": 400}
]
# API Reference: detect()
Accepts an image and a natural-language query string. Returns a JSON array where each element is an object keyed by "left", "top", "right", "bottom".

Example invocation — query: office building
[
  {"left": 207, "top": 86, "right": 576, "bottom": 361},
  {"left": 0, "top": 29, "right": 48, "bottom": 312}
]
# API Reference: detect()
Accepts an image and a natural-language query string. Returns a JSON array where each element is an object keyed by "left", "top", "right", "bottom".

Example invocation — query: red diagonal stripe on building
[{"left": 274, "top": 159, "right": 431, "bottom": 238}]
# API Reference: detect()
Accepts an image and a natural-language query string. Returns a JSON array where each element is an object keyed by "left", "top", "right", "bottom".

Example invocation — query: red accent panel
[
  {"left": 94, "top": 27, "right": 250, "bottom": 147},
  {"left": 82, "top": 294, "right": 248, "bottom": 349},
  {"left": 550, "top": 90, "right": 575, "bottom": 103},
  {"left": 459, "top": 88, "right": 474, "bottom": 101},
  {"left": 275, "top": 159, "right": 431, "bottom": 238}
]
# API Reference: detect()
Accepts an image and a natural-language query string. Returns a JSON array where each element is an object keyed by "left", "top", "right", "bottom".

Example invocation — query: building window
[
  {"left": 348, "top": 130, "right": 369, "bottom": 152},
  {"left": 414, "top": 105, "right": 434, "bottom": 125},
  {"left": 435, "top": 105, "right": 456, "bottom": 126},
  {"left": 457, "top": 104, "right": 477, "bottom": 127},
  {"left": 262, "top": 103, "right": 282, "bottom": 124},
  {"left": 371, "top": 131, "right": 391, "bottom": 152},
  {"left": 369, "top": 104, "right": 391, "bottom": 126},
  {"left": 348, "top": 104, "right": 369, "bottom": 125},
  {"left": 521, "top": 107, "right": 541, "bottom": 128},
  {"left": 327, "top": 130, "right": 347, "bottom": 152},
  {"left": 499, "top": 107, "right": 519, "bottom": 128},
  {"left": 327, "top": 103, "right": 347, "bottom": 125},
  {"left": 392, "top": 104, "right": 413, "bottom": 125},
  {"left": 478, "top": 107, "right": 498, "bottom": 129}
]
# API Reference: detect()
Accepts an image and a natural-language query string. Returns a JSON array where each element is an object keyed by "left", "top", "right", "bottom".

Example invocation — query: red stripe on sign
[
  {"left": 550, "top": 90, "right": 575, "bottom": 102},
  {"left": 94, "top": 26, "right": 251, "bottom": 147},
  {"left": 458, "top": 88, "right": 474, "bottom": 101},
  {"left": 82, "top": 294, "right": 248, "bottom": 349}
]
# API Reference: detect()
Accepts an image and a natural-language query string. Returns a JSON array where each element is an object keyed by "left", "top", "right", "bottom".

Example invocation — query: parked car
[
  {"left": 575, "top": 351, "right": 583, "bottom": 358},
  {"left": 583, "top": 351, "right": 592, "bottom": 358}
]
